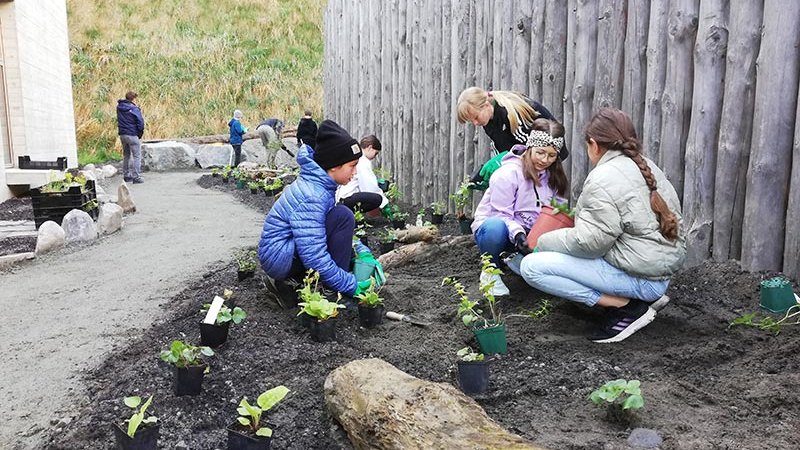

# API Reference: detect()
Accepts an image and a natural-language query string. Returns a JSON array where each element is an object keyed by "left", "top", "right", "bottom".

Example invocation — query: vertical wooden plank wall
[{"left": 322, "top": 0, "right": 799, "bottom": 277}]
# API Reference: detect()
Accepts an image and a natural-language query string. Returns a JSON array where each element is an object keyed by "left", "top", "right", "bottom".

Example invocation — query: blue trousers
[
  {"left": 519, "top": 251, "right": 669, "bottom": 307},
  {"left": 287, "top": 204, "right": 354, "bottom": 279},
  {"left": 474, "top": 217, "right": 515, "bottom": 266}
]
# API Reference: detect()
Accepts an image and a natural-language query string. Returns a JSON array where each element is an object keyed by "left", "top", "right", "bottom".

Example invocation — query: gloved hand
[
  {"left": 354, "top": 278, "right": 373, "bottom": 296},
  {"left": 381, "top": 204, "right": 393, "bottom": 218},
  {"left": 468, "top": 151, "right": 509, "bottom": 191},
  {"left": 355, "top": 252, "right": 386, "bottom": 286},
  {"left": 514, "top": 232, "right": 532, "bottom": 255}
]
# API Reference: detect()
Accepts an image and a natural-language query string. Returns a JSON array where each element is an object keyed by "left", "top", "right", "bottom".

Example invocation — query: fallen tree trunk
[
  {"left": 379, "top": 234, "right": 474, "bottom": 269},
  {"left": 324, "top": 358, "right": 547, "bottom": 450},
  {"left": 167, "top": 126, "right": 298, "bottom": 145}
]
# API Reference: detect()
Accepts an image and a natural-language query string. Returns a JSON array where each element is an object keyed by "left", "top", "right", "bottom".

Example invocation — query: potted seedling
[
  {"left": 450, "top": 179, "right": 474, "bottom": 235},
  {"left": 527, "top": 197, "right": 575, "bottom": 249},
  {"left": 442, "top": 254, "right": 507, "bottom": 354},
  {"left": 247, "top": 181, "right": 260, "bottom": 194},
  {"left": 374, "top": 167, "right": 392, "bottom": 192},
  {"left": 236, "top": 250, "right": 258, "bottom": 281},
  {"left": 385, "top": 182, "right": 402, "bottom": 203},
  {"left": 456, "top": 346, "right": 488, "bottom": 395},
  {"left": 221, "top": 165, "right": 232, "bottom": 183},
  {"left": 211, "top": 167, "right": 220, "bottom": 178},
  {"left": 199, "top": 290, "right": 247, "bottom": 347},
  {"left": 228, "top": 385, "right": 290, "bottom": 450},
  {"left": 430, "top": 201, "right": 445, "bottom": 225},
  {"left": 589, "top": 379, "right": 644, "bottom": 425},
  {"left": 263, "top": 177, "right": 283, "bottom": 196},
  {"left": 112, "top": 395, "right": 159, "bottom": 450},
  {"left": 379, "top": 228, "right": 397, "bottom": 254},
  {"left": 159, "top": 340, "right": 214, "bottom": 396},
  {"left": 233, "top": 168, "right": 247, "bottom": 189},
  {"left": 355, "top": 277, "right": 384, "bottom": 328},
  {"left": 353, "top": 208, "right": 371, "bottom": 247},
  {"left": 296, "top": 270, "right": 346, "bottom": 342},
  {"left": 388, "top": 204, "right": 408, "bottom": 230}
]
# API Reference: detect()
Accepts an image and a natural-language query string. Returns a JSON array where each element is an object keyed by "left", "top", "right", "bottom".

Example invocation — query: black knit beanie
[{"left": 313, "top": 120, "right": 361, "bottom": 170}]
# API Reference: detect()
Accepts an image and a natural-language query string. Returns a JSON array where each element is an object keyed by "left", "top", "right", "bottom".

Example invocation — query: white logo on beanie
[{"left": 351, "top": 143, "right": 360, "bottom": 154}]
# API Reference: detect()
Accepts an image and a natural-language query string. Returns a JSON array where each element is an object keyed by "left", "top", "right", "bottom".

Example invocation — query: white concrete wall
[{"left": 0, "top": 0, "right": 77, "bottom": 202}]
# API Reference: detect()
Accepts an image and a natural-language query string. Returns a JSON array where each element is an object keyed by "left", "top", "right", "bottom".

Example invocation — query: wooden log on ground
[
  {"left": 379, "top": 234, "right": 474, "bottom": 269},
  {"left": 712, "top": 0, "right": 763, "bottom": 262},
  {"left": 681, "top": 0, "right": 729, "bottom": 266},
  {"left": 324, "top": 358, "right": 547, "bottom": 450},
  {"left": 741, "top": 1, "right": 800, "bottom": 272}
]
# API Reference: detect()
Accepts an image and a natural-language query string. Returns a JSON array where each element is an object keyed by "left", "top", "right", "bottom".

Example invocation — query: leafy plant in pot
[
  {"left": 211, "top": 167, "right": 220, "bottom": 178},
  {"left": 355, "top": 277, "right": 385, "bottom": 328},
  {"left": 429, "top": 201, "right": 446, "bottom": 224},
  {"left": 233, "top": 168, "right": 247, "bottom": 189},
  {"left": 112, "top": 395, "right": 159, "bottom": 450},
  {"left": 247, "top": 181, "right": 260, "bottom": 194},
  {"left": 236, "top": 250, "right": 258, "bottom": 281},
  {"left": 388, "top": 204, "right": 408, "bottom": 230},
  {"left": 527, "top": 197, "right": 575, "bottom": 249},
  {"left": 199, "top": 290, "right": 247, "bottom": 347},
  {"left": 221, "top": 165, "right": 232, "bottom": 183},
  {"left": 442, "top": 254, "right": 508, "bottom": 354},
  {"left": 296, "top": 270, "right": 346, "bottom": 341},
  {"left": 228, "top": 385, "right": 290, "bottom": 450},
  {"left": 450, "top": 180, "right": 474, "bottom": 235},
  {"left": 373, "top": 167, "right": 392, "bottom": 192},
  {"left": 158, "top": 340, "right": 214, "bottom": 396},
  {"left": 456, "top": 346, "right": 488, "bottom": 395},
  {"left": 379, "top": 228, "right": 397, "bottom": 254},
  {"left": 263, "top": 177, "right": 283, "bottom": 196}
]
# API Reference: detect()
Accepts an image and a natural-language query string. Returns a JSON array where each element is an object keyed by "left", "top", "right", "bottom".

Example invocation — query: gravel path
[{"left": 0, "top": 172, "right": 265, "bottom": 449}]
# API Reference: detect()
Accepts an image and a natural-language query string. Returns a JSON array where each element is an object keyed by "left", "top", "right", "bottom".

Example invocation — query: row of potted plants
[{"left": 211, "top": 165, "right": 295, "bottom": 197}]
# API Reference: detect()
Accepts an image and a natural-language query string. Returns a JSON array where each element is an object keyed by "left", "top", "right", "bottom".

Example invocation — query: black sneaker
[
  {"left": 123, "top": 176, "right": 133, "bottom": 182},
  {"left": 590, "top": 299, "right": 656, "bottom": 343},
  {"left": 132, "top": 178, "right": 145, "bottom": 184},
  {"left": 264, "top": 276, "right": 300, "bottom": 308}
]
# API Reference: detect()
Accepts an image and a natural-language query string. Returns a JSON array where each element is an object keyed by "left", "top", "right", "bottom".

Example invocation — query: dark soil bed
[{"left": 40, "top": 175, "right": 799, "bottom": 449}]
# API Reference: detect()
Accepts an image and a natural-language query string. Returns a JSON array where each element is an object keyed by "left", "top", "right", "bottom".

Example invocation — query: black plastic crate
[
  {"left": 33, "top": 201, "right": 99, "bottom": 228},
  {"left": 31, "top": 180, "right": 98, "bottom": 228},
  {"left": 18, "top": 155, "right": 68, "bottom": 170}
]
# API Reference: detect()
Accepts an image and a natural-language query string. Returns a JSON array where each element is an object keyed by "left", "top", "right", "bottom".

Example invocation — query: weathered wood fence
[{"left": 323, "top": 0, "right": 800, "bottom": 280}]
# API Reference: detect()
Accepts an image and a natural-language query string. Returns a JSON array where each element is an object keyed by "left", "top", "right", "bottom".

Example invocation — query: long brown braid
[{"left": 584, "top": 108, "right": 679, "bottom": 241}]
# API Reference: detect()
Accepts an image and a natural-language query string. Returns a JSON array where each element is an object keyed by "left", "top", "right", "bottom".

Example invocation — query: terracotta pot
[{"left": 527, "top": 205, "right": 574, "bottom": 249}]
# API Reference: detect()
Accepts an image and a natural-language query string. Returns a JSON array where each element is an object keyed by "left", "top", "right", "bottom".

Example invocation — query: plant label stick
[{"left": 203, "top": 296, "right": 225, "bottom": 324}]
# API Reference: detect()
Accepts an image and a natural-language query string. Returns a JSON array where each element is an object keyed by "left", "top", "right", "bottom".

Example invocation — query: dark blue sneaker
[
  {"left": 123, "top": 176, "right": 133, "bottom": 182},
  {"left": 590, "top": 299, "right": 656, "bottom": 343},
  {"left": 132, "top": 178, "right": 145, "bottom": 184}
]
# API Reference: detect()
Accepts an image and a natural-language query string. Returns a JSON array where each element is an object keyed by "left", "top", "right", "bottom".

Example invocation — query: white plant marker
[{"left": 203, "top": 296, "right": 226, "bottom": 324}]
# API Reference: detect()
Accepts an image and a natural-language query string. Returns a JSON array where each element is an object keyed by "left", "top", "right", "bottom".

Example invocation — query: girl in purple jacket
[{"left": 471, "top": 119, "right": 569, "bottom": 295}]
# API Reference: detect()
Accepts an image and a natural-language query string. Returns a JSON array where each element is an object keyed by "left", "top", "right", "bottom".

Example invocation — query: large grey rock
[
  {"left": 117, "top": 183, "right": 136, "bottom": 213},
  {"left": 83, "top": 164, "right": 96, "bottom": 172},
  {"left": 101, "top": 164, "right": 118, "bottom": 178},
  {"left": 142, "top": 141, "right": 196, "bottom": 171},
  {"left": 239, "top": 138, "right": 267, "bottom": 164},
  {"left": 35, "top": 221, "right": 65, "bottom": 255},
  {"left": 628, "top": 428, "right": 663, "bottom": 449},
  {"left": 196, "top": 144, "right": 234, "bottom": 168},
  {"left": 97, "top": 203, "right": 124, "bottom": 235},
  {"left": 61, "top": 210, "right": 97, "bottom": 244},
  {"left": 324, "top": 358, "right": 546, "bottom": 450}
]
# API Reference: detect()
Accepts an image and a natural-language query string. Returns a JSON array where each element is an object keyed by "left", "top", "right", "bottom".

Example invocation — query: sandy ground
[{"left": 0, "top": 172, "right": 265, "bottom": 450}]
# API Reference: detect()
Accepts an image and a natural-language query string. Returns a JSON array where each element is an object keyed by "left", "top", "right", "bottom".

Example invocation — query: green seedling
[
  {"left": 457, "top": 346, "right": 484, "bottom": 362},
  {"left": 385, "top": 182, "right": 402, "bottom": 203},
  {"left": 443, "top": 253, "right": 503, "bottom": 328},
  {"left": 264, "top": 177, "right": 284, "bottom": 191},
  {"left": 381, "top": 228, "right": 397, "bottom": 243},
  {"left": 296, "top": 270, "right": 345, "bottom": 320},
  {"left": 201, "top": 304, "right": 247, "bottom": 325},
  {"left": 236, "top": 250, "right": 258, "bottom": 272},
  {"left": 590, "top": 379, "right": 644, "bottom": 410},
  {"left": 549, "top": 197, "right": 575, "bottom": 218},
  {"left": 236, "top": 385, "right": 290, "bottom": 437},
  {"left": 449, "top": 179, "right": 472, "bottom": 218},
  {"left": 159, "top": 340, "right": 214, "bottom": 368},
  {"left": 122, "top": 395, "right": 158, "bottom": 438},
  {"left": 355, "top": 277, "right": 384, "bottom": 307},
  {"left": 430, "top": 201, "right": 445, "bottom": 215},
  {"left": 730, "top": 304, "right": 800, "bottom": 335},
  {"left": 247, "top": 181, "right": 260, "bottom": 190}
]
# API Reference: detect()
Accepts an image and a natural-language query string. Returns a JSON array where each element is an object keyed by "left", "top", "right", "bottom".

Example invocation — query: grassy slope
[{"left": 67, "top": 0, "right": 325, "bottom": 165}]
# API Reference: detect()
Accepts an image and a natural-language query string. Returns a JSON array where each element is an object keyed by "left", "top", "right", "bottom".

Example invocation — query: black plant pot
[
  {"left": 222, "top": 177, "right": 229, "bottom": 183},
  {"left": 174, "top": 364, "right": 207, "bottom": 396},
  {"left": 113, "top": 423, "right": 160, "bottom": 450},
  {"left": 358, "top": 304, "right": 385, "bottom": 328},
  {"left": 212, "top": 172, "right": 219, "bottom": 178},
  {"left": 227, "top": 422, "right": 273, "bottom": 450},
  {"left": 263, "top": 188, "right": 278, "bottom": 196},
  {"left": 379, "top": 241, "right": 395, "bottom": 254},
  {"left": 359, "top": 236, "right": 369, "bottom": 247},
  {"left": 238, "top": 270, "right": 255, "bottom": 281},
  {"left": 250, "top": 188, "right": 258, "bottom": 194},
  {"left": 431, "top": 213, "right": 444, "bottom": 225},
  {"left": 377, "top": 179, "right": 390, "bottom": 192},
  {"left": 309, "top": 318, "right": 336, "bottom": 342},
  {"left": 391, "top": 219, "right": 406, "bottom": 229},
  {"left": 458, "top": 217, "right": 474, "bottom": 235},
  {"left": 457, "top": 360, "right": 489, "bottom": 395},
  {"left": 297, "top": 311, "right": 313, "bottom": 329},
  {"left": 200, "top": 321, "right": 231, "bottom": 347}
]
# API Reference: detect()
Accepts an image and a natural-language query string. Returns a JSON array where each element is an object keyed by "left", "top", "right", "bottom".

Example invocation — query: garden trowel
[{"left": 386, "top": 311, "right": 431, "bottom": 327}]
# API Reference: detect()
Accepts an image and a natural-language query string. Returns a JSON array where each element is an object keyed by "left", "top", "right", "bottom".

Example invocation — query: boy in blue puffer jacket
[{"left": 258, "top": 120, "right": 384, "bottom": 299}]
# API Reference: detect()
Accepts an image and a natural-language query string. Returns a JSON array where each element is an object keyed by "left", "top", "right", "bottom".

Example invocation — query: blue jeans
[
  {"left": 287, "top": 204, "right": 355, "bottom": 279},
  {"left": 474, "top": 217, "right": 515, "bottom": 266},
  {"left": 120, "top": 135, "right": 142, "bottom": 179},
  {"left": 519, "top": 251, "right": 669, "bottom": 307}
]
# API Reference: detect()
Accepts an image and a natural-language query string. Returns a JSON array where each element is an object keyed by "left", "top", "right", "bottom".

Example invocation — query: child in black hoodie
[{"left": 296, "top": 109, "right": 318, "bottom": 150}]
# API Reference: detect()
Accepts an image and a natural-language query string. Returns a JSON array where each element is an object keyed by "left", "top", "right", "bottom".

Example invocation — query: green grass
[{"left": 67, "top": 0, "right": 326, "bottom": 163}]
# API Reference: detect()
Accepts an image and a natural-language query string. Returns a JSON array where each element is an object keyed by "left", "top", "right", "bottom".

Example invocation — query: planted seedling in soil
[
  {"left": 355, "top": 277, "right": 385, "bottom": 328},
  {"left": 450, "top": 179, "right": 473, "bottom": 220},
  {"left": 729, "top": 304, "right": 800, "bottom": 335},
  {"left": 590, "top": 379, "right": 644, "bottom": 425},
  {"left": 229, "top": 385, "right": 290, "bottom": 448},
  {"left": 113, "top": 394, "right": 159, "bottom": 450}
]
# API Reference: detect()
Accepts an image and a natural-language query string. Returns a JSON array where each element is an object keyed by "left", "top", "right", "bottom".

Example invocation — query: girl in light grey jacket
[{"left": 520, "top": 108, "right": 686, "bottom": 343}]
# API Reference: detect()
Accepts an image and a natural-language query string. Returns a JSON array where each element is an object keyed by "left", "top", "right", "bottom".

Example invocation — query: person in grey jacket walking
[
  {"left": 116, "top": 91, "right": 145, "bottom": 183},
  {"left": 520, "top": 108, "right": 686, "bottom": 343}
]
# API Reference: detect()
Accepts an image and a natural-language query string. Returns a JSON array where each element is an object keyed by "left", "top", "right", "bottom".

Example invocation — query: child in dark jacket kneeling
[{"left": 258, "top": 120, "right": 384, "bottom": 298}]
